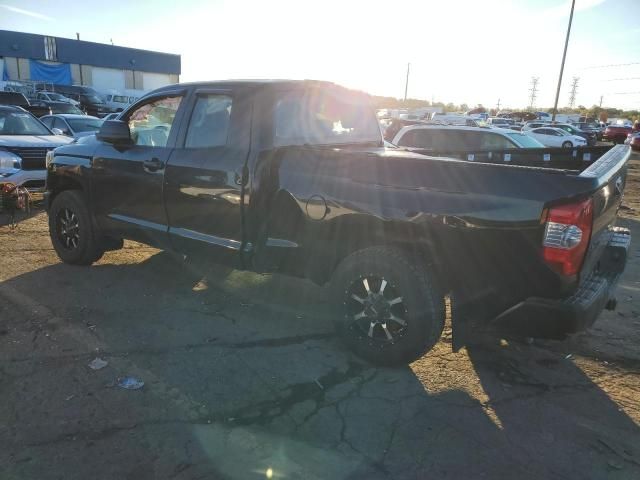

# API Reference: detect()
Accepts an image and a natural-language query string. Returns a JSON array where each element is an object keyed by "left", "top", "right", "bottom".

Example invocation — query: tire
[
  {"left": 331, "top": 246, "right": 444, "bottom": 366},
  {"left": 562, "top": 141, "right": 573, "bottom": 148},
  {"left": 49, "top": 190, "right": 103, "bottom": 265}
]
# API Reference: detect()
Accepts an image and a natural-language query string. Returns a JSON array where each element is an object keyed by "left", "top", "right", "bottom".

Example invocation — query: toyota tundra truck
[{"left": 44, "top": 80, "right": 631, "bottom": 365}]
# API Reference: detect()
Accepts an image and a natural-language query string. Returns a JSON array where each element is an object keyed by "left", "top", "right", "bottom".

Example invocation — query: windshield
[
  {"left": 0, "top": 110, "right": 51, "bottom": 135},
  {"left": 81, "top": 94, "right": 105, "bottom": 104},
  {"left": 274, "top": 88, "right": 381, "bottom": 146},
  {"left": 48, "top": 93, "right": 67, "bottom": 101},
  {"left": 54, "top": 104, "right": 84, "bottom": 114},
  {"left": 68, "top": 117, "right": 104, "bottom": 132},
  {"left": 506, "top": 132, "right": 544, "bottom": 147}
]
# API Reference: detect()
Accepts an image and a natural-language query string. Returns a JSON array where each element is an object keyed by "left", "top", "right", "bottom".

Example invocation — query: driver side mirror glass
[
  {"left": 51, "top": 128, "right": 64, "bottom": 136},
  {"left": 97, "top": 120, "right": 132, "bottom": 145}
]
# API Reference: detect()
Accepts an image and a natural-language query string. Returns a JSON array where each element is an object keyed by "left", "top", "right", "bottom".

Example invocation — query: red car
[
  {"left": 603, "top": 124, "right": 633, "bottom": 144},
  {"left": 625, "top": 132, "right": 640, "bottom": 151}
]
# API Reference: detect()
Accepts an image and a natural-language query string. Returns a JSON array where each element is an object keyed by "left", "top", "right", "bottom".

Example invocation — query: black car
[
  {"left": 42, "top": 101, "right": 86, "bottom": 115},
  {"left": 44, "top": 79, "right": 631, "bottom": 365},
  {"left": 47, "top": 85, "right": 114, "bottom": 117},
  {"left": 0, "top": 91, "right": 51, "bottom": 117},
  {"left": 576, "top": 122, "right": 603, "bottom": 141}
]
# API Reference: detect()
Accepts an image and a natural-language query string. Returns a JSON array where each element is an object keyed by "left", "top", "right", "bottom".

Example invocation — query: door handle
[{"left": 143, "top": 157, "right": 164, "bottom": 172}]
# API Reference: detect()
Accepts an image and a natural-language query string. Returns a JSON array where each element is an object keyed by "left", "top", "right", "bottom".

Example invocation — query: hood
[{"left": 0, "top": 135, "right": 74, "bottom": 148}]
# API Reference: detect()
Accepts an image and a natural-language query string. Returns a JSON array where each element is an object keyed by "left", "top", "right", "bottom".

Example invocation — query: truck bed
[{"left": 401, "top": 145, "right": 613, "bottom": 172}]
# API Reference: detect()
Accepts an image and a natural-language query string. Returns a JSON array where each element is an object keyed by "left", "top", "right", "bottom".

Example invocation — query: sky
[{"left": 1, "top": 0, "right": 640, "bottom": 110}]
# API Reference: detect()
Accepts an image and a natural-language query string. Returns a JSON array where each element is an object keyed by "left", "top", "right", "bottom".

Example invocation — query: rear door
[
  {"left": 164, "top": 88, "right": 251, "bottom": 263},
  {"left": 92, "top": 91, "right": 186, "bottom": 247}
]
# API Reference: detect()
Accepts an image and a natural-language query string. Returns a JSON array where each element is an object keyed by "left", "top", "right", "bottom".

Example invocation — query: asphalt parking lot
[{"left": 1, "top": 154, "right": 640, "bottom": 480}]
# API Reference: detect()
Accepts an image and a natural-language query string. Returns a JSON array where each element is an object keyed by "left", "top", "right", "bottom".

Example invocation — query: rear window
[
  {"left": 274, "top": 88, "right": 380, "bottom": 146},
  {"left": 0, "top": 92, "right": 29, "bottom": 106}
]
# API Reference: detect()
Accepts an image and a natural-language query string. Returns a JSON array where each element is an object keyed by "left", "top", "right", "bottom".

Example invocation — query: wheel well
[
  {"left": 49, "top": 176, "right": 84, "bottom": 204},
  {"left": 309, "top": 216, "right": 443, "bottom": 287}
]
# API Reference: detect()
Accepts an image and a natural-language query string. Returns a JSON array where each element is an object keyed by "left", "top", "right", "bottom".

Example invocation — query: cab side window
[
  {"left": 41, "top": 117, "right": 54, "bottom": 129},
  {"left": 480, "top": 133, "right": 515, "bottom": 149},
  {"left": 126, "top": 96, "right": 183, "bottom": 147},
  {"left": 185, "top": 95, "right": 232, "bottom": 148}
]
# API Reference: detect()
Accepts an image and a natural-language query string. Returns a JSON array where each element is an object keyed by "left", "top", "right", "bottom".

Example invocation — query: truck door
[
  {"left": 164, "top": 89, "right": 251, "bottom": 264},
  {"left": 92, "top": 91, "right": 186, "bottom": 247}
]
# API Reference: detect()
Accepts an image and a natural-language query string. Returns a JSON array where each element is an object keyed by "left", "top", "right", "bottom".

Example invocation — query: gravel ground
[{"left": 0, "top": 153, "right": 639, "bottom": 479}]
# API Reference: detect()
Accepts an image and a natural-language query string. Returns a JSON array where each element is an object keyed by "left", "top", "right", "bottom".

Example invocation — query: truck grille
[{"left": 5, "top": 147, "right": 50, "bottom": 170}]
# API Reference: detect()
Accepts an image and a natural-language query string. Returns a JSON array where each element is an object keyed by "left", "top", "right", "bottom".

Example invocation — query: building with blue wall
[{"left": 0, "top": 30, "right": 180, "bottom": 93}]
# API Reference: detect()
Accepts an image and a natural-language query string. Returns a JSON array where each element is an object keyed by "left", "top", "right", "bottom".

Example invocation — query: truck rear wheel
[
  {"left": 49, "top": 190, "right": 103, "bottom": 265},
  {"left": 331, "top": 246, "right": 444, "bottom": 366}
]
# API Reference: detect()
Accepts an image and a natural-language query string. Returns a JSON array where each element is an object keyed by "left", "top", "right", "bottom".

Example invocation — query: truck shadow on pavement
[{"left": 1, "top": 249, "right": 640, "bottom": 479}]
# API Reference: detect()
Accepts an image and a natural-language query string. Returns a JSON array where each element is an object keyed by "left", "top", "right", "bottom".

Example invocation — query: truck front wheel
[
  {"left": 331, "top": 246, "right": 444, "bottom": 366},
  {"left": 49, "top": 190, "right": 104, "bottom": 265}
]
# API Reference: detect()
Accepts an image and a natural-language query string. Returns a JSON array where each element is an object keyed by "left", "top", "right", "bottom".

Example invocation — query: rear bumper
[{"left": 495, "top": 227, "right": 631, "bottom": 336}]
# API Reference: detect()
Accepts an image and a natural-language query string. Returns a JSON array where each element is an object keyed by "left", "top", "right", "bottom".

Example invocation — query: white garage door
[
  {"left": 142, "top": 72, "right": 172, "bottom": 91},
  {"left": 92, "top": 67, "right": 125, "bottom": 91}
]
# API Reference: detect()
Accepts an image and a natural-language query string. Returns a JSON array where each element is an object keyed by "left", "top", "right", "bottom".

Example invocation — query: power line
[
  {"left": 611, "top": 91, "right": 640, "bottom": 95},
  {"left": 604, "top": 77, "right": 640, "bottom": 82},
  {"left": 582, "top": 61, "right": 640, "bottom": 69}
]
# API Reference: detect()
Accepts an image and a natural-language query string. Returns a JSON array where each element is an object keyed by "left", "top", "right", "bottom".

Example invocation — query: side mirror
[
  {"left": 51, "top": 128, "right": 64, "bottom": 135},
  {"left": 97, "top": 120, "right": 131, "bottom": 144}
]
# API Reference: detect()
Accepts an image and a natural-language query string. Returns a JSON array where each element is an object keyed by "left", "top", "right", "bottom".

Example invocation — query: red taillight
[{"left": 542, "top": 198, "right": 593, "bottom": 276}]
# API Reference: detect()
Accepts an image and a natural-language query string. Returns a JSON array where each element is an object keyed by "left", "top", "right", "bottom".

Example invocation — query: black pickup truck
[{"left": 45, "top": 80, "right": 632, "bottom": 365}]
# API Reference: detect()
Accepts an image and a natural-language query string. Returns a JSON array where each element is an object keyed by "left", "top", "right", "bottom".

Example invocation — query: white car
[
  {"left": 524, "top": 127, "right": 587, "bottom": 148},
  {"left": 35, "top": 91, "right": 80, "bottom": 106},
  {"left": 0, "top": 106, "right": 73, "bottom": 190},
  {"left": 391, "top": 125, "right": 545, "bottom": 150},
  {"left": 522, "top": 121, "right": 550, "bottom": 131}
]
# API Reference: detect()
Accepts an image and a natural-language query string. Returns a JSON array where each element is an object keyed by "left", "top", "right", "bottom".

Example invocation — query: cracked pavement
[{"left": 1, "top": 155, "right": 640, "bottom": 479}]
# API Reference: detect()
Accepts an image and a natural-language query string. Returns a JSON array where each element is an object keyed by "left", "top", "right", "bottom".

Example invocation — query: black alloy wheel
[
  {"left": 344, "top": 274, "right": 408, "bottom": 345},
  {"left": 56, "top": 207, "right": 80, "bottom": 250}
]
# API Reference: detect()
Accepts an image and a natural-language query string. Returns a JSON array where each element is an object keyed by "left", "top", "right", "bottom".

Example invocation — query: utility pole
[
  {"left": 496, "top": 98, "right": 501, "bottom": 111},
  {"left": 568, "top": 76, "right": 579, "bottom": 108},
  {"left": 551, "top": 0, "right": 576, "bottom": 122},
  {"left": 528, "top": 77, "right": 539, "bottom": 110},
  {"left": 76, "top": 32, "right": 80, "bottom": 40},
  {"left": 599, "top": 95, "right": 603, "bottom": 108},
  {"left": 404, "top": 63, "right": 410, "bottom": 102}
]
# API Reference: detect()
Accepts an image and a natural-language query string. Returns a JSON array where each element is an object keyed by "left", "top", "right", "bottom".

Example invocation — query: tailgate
[{"left": 579, "top": 145, "right": 631, "bottom": 280}]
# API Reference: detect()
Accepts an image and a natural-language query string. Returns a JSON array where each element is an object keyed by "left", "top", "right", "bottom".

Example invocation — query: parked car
[
  {"left": 40, "top": 114, "right": 103, "bottom": 139},
  {"left": 525, "top": 127, "right": 587, "bottom": 147},
  {"left": 34, "top": 91, "right": 80, "bottom": 106},
  {"left": 625, "top": 132, "right": 640, "bottom": 151},
  {"left": 0, "top": 105, "right": 73, "bottom": 190},
  {"left": 486, "top": 117, "right": 515, "bottom": 128},
  {"left": 0, "top": 91, "right": 51, "bottom": 117},
  {"left": 551, "top": 123, "right": 597, "bottom": 146},
  {"left": 41, "top": 101, "right": 86, "bottom": 115},
  {"left": 497, "top": 111, "right": 537, "bottom": 122},
  {"left": 430, "top": 113, "right": 479, "bottom": 126},
  {"left": 603, "top": 124, "right": 633, "bottom": 144},
  {"left": 44, "top": 80, "right": 631, "bottom": 365},
  {"left": 102, "top": 112, "right": 121, "bottom": 121},
  {"left": 48, "top": 85, "right": 114, "bottom": 117},
  {"left": 104, "top": 93, "right": 133, "bottom": 112},
  {"left": 576, "top": 122, "right": 603, "bottom": 140},
  {"left": 392, "top": 125, "right": 545, "bottom": 150},
  {"left": 522, "top": 121, "right": 550, "bottom": 131}
]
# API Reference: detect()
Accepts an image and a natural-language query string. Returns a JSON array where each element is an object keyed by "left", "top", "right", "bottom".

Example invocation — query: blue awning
[{"left": 29, "top": 60, "right": 71, "bottom": 85}]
